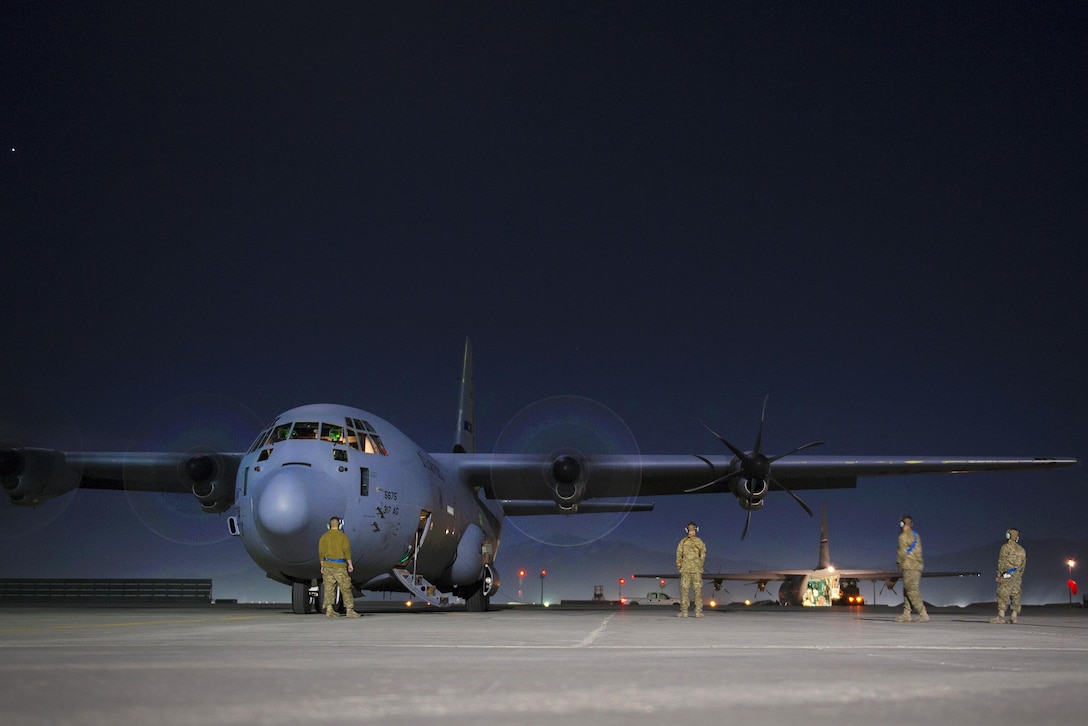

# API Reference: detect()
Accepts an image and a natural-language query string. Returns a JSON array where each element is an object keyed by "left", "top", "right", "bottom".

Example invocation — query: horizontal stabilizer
[{"left": 501, "top": 500, "right": 654, "bottom": 516}]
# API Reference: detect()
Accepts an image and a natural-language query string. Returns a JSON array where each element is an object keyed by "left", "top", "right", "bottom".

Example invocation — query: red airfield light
[{"left": 1069, "top": 560, "right": 1077, "bottom": 607}]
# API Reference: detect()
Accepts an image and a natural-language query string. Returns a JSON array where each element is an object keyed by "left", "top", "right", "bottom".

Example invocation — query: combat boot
[
  {"left": 677, "top": 610, "right": 688, "bottom": 618},
  {"left": 916, "top": 610, "right": 929, "bottom": 623},
  {"left": 989, "top": 609, "right": 1006, "bottom": 624},
  {"left": 894, "top": 610, "right": 912, "bottom": 622},
  {"left": 325, "top": 606, "right": 336, "bottom": 618},
  {"left": 346, "top": 609, "right": 360, "bottom": 618},
  {"left": 1009, "top": 610, "right": 1017, "bottom": 624}
]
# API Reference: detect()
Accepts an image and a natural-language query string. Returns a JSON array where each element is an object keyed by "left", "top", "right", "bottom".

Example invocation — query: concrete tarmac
[{"left": 1, "top": 602, "right": 1086, "bottom": 725}]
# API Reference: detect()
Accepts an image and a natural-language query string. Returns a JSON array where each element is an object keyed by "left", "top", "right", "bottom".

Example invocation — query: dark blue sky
[{"left": 2, "top": 2, "right": 1085, "bottom": 603}]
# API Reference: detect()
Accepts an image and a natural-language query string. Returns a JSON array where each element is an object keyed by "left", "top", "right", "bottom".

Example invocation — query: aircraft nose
[
  {"left": 252, "top": 466, "right": 345, "bottom": 564},
  {"left": 257, "top": 471, "right": 310, "bottom": 535}
]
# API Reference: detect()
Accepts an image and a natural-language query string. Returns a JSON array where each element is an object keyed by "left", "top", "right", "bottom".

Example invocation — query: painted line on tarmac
[
  {"left": 319, "top": 642, "right": 1088, "bottom": 652},
  {"left": 0, "top": 615, "right": 264, "bottom": 634}
]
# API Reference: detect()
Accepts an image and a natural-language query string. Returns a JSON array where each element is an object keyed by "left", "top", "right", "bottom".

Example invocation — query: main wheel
[
  {"left": 317, "top": 582, "right": 344, "bottom": 613},
  {"left": 291, "top": 581, "right": 313, "bottom": 615},
  {"left": 465, "top": 586, "right": 490, "bottom": 612}
]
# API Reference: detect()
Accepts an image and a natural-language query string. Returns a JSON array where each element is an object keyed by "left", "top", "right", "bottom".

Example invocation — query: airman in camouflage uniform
[
  {"left": 676, "top": 522, "right": 707, "bottom": 618},
  {"left": 896, "top": 515, "right": 928, "bottom": 623},
  {"left": 319, "top": 516, "right": 360, "bottom": 618},
  {"left": 990, "top": 528, "right": 1026, "bottom": 624}
]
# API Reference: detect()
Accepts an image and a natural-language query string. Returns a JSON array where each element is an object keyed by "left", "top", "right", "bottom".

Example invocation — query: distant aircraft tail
[
  {"left": 453, "top": 338, "right": 476, "bottom": 454},
  {"left": 817, "top": 503, "right": 831, "bottom": 569}
]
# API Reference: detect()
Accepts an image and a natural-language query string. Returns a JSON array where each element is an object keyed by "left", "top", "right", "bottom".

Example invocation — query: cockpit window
[
  {"left": 267, "top": 424, "right": 292, "bottom": 445},
  {"left": 248, "top": 427, "right": 272, "bottom": 453},
  {"left": 291, "top": 422, "right": 319, "bottom": 440},
  {"left": 321, "top": 423, "right": 345, "bottom": 444},
  {"left": 254, "top": 417, "right": 388, "bottom": 455},
  {"left": 343, "top": 420, "right": 361, "bottom": 450}
]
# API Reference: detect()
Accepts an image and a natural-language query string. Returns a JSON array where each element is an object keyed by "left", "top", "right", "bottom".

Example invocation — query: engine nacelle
[
  {"left": 0, "top": 448, "right": 81, "bottom": 505},
  {"left": 547, "top": 451, "right": 587, "bottom": 509},
  {"left": 732, "top": 476, "right": 769, "bottom": 511},
  {"left": 185, "top": 453, "right": 237, "bottom": 513}
]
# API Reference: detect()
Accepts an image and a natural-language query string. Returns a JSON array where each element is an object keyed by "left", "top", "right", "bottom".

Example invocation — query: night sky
[{"left": 2, "top": 2, "right": 1086, "bottom": 604}]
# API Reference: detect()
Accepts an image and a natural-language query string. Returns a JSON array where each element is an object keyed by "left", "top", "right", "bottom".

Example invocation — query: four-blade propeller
[{"left": 685, "top": 395, "right": 824, "bottom": 539}]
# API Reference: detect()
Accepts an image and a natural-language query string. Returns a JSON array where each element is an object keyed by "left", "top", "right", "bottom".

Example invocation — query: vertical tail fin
[
  {"left": 817, "top": 503, "right": 830, "bottom": 569},
  {"left": 453, "top": 338, "right": 475, "bottom": 454}
]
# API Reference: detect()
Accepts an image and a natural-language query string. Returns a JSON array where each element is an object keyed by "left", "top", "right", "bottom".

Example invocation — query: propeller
[
  {"left": 0, "top": 385, "right": 84, "bottom": 538},
  {"left": 123, "top": 394, "right": 263, "bottom": 545},
  {"left": 492, "top": 395, "right": 641, "bottom": 547},
  {"left": 685, "top": 395, "right": 824, "bottom": 539}
]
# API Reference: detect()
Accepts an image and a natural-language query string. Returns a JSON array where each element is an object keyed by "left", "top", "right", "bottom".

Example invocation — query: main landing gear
[{"left": 291, "top": 580, "right": 345, "bottom": 615}]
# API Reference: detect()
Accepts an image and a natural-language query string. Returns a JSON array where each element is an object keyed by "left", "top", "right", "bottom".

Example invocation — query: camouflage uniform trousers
[
  {"left": 996, "top": 575, "right": 1023, "bottom": 616},
  {"left": 322, "top": 565, "right": 355, "bottom": 612},
  {"left": 679, "top": 572, "right": 703, "bottom": 615},
  {"left": 902, "top": 569, "right": 926, "bottom": 616}
]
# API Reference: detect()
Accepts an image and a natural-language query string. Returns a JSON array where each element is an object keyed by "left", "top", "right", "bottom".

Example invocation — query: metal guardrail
[{"left": 0, "top": 578, "right": 213, "bottom": 605}]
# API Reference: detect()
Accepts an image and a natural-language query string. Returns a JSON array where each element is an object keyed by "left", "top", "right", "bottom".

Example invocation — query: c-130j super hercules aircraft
[{"left": 0, "top": 340, "right": 1077, "bottom": 613}]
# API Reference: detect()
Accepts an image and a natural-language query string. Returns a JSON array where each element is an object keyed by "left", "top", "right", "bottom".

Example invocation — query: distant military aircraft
[
  {"left": 636, "top": 505, "right": 979, "bottom": 606},
  {"left": 0, "top": 340, "right": 1076, "bottom": 613}
]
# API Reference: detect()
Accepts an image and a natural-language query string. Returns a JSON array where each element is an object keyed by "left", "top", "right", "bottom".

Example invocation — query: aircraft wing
[
  {"left": 11, "top": 447, "right": 1070, "bottom": 512},
  {"left": 1, "top": 448, "right": 243, "bottom": 511},
  {"left": 5, "top": 443, "right": 1077, "bottom": 520},
  {"left": 635, "top": 569, "right": 980, "bottom": 584},
  {"left": 634, "top": 571, "right": 819, "bottom": 583},
  {"left": 440, "top": 453, "right": 1077, "bottom": 501},
  {"left": 826, "top": 569, "right": 981, "bottom": 581}
]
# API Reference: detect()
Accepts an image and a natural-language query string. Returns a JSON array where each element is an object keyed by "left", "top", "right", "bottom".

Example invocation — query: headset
[
  {"left": 1006, "top": 528, "right": 1020, "bottom": 542},
  {"left": 899, "top": 515, "right": 912, "bottom": 529},
  {"left": 685, "top": 521, "right": 699, "bottom": 533},
  {"left": 328, "top": 517, "right": 345, "bottom": 531}
]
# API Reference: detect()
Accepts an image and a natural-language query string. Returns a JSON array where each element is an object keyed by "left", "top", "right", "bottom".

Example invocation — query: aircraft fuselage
[{"left": 232, "top": 403, "right": 500, "bottom": 600}]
